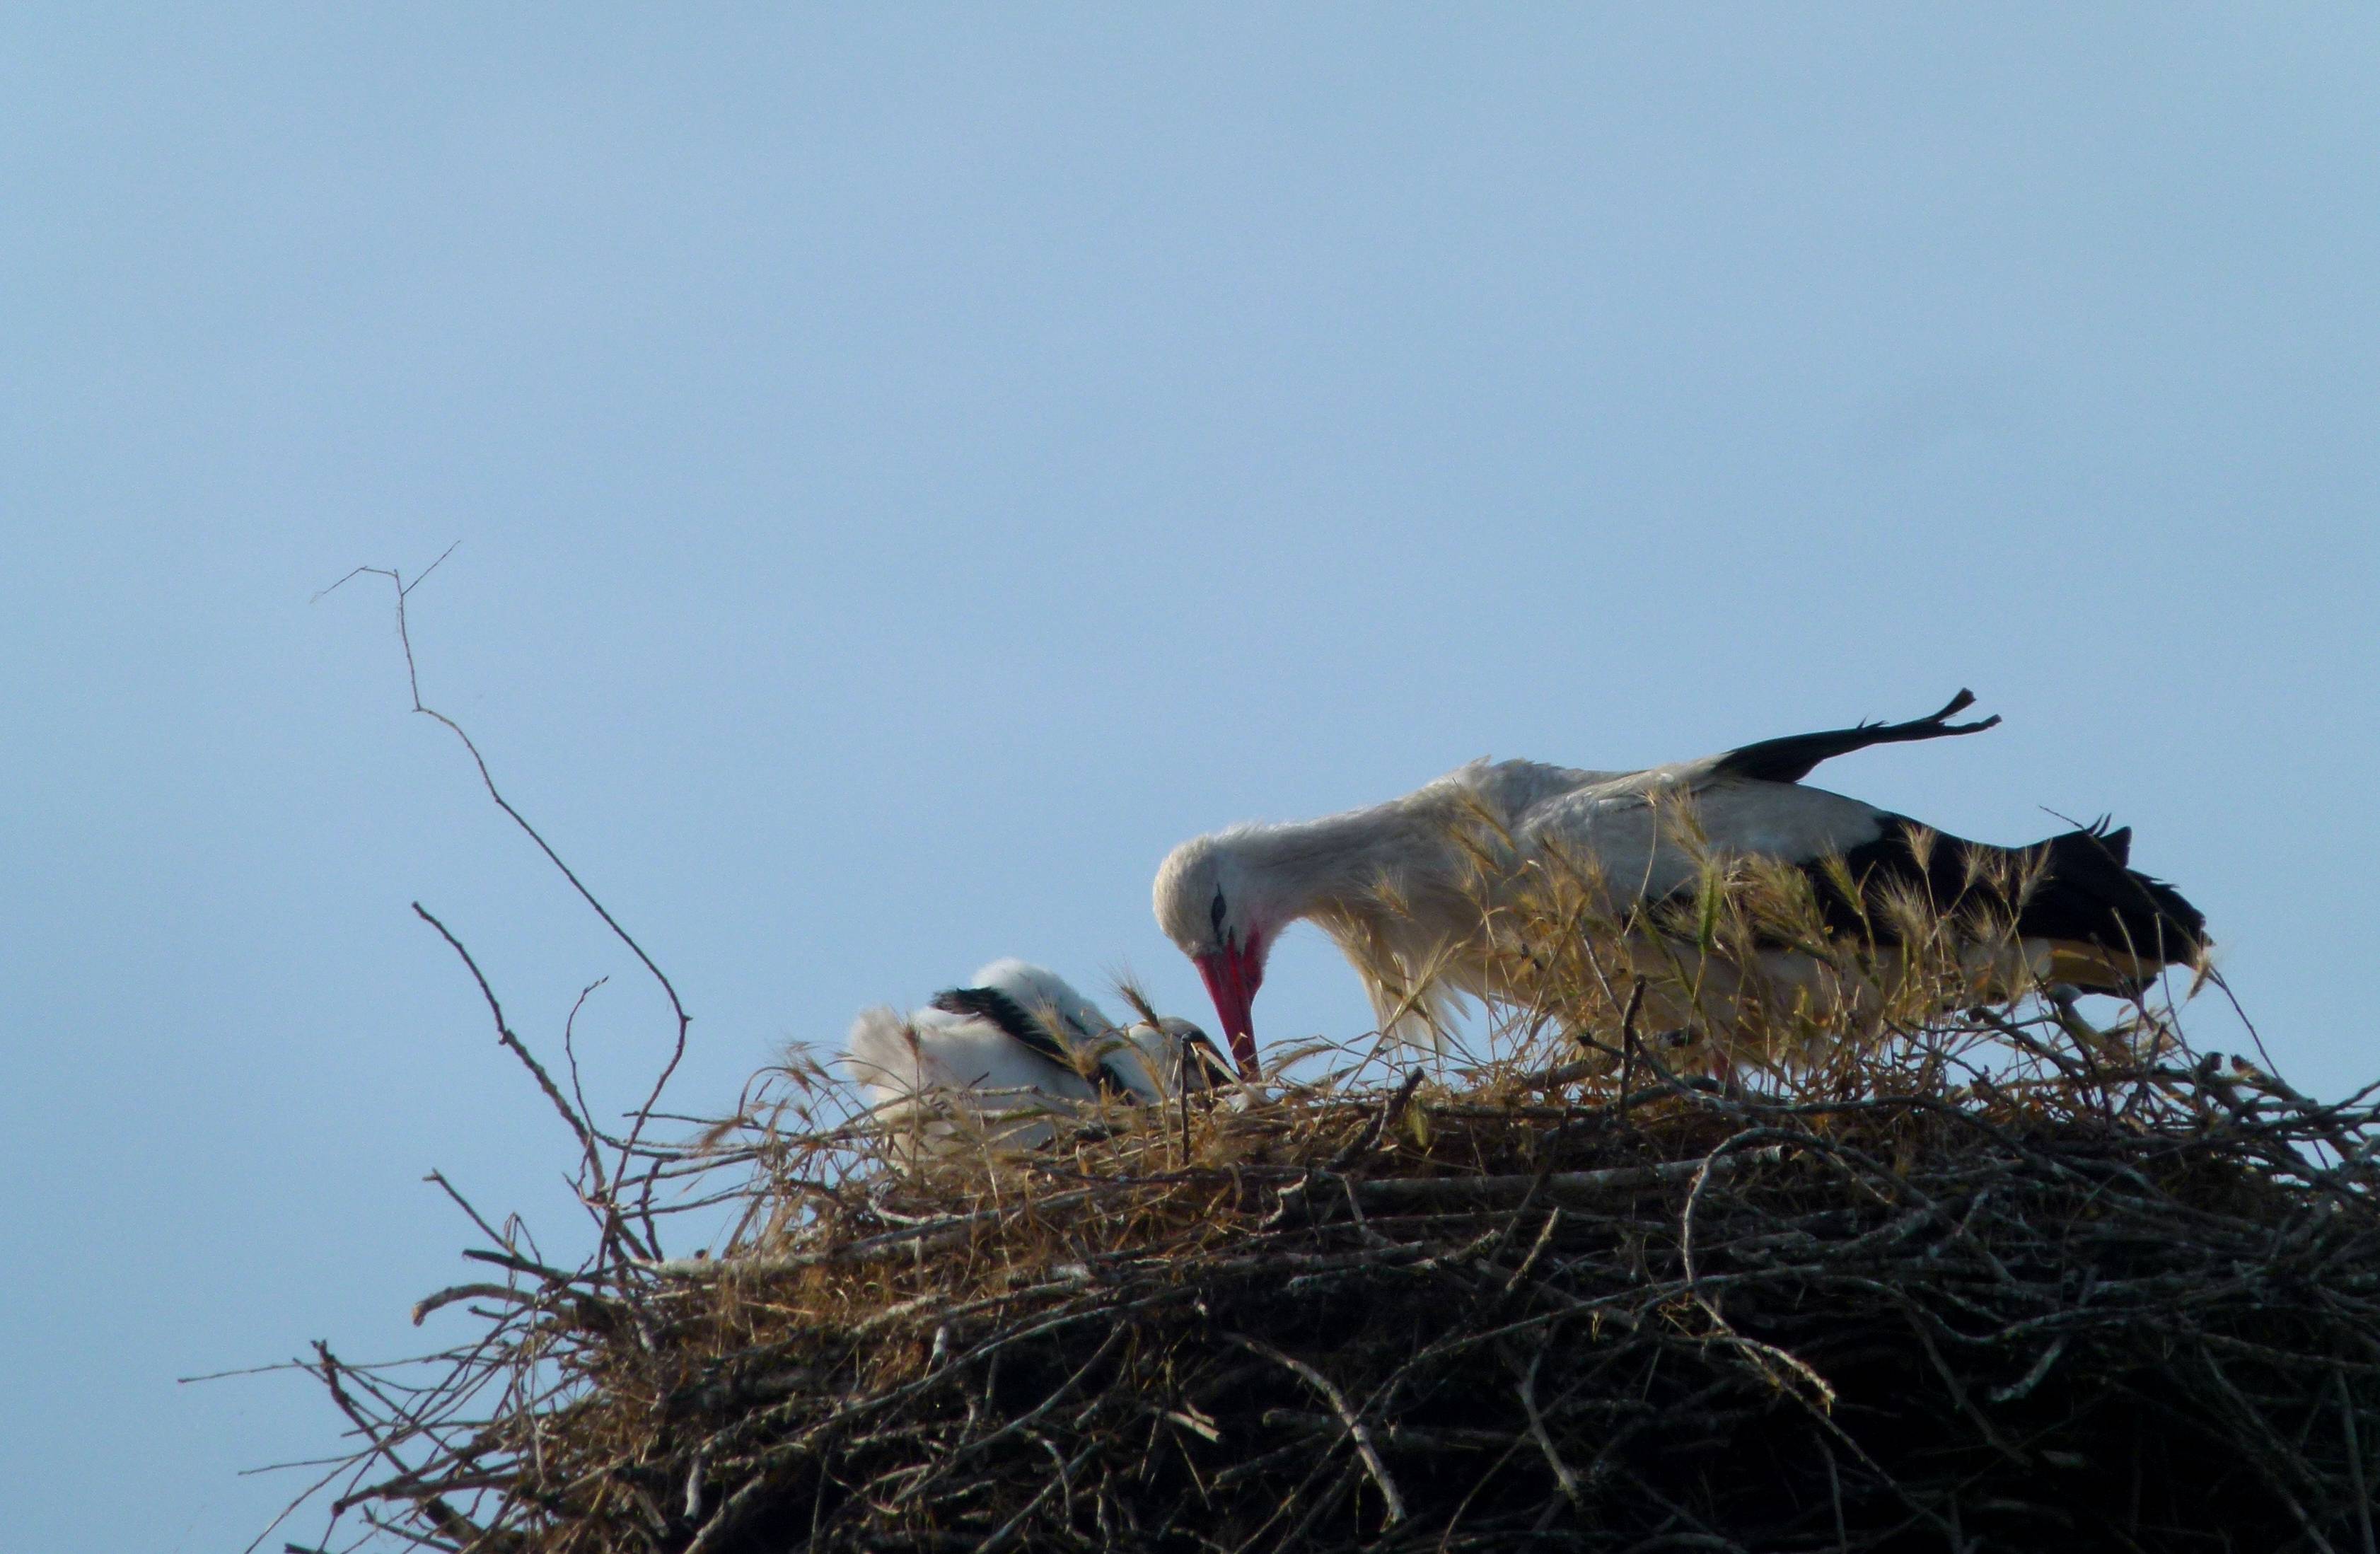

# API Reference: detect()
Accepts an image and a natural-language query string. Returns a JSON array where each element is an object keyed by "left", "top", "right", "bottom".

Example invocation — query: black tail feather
[
  {"left": 2025, "top": 825, "right": 2207, "bottom": 970},
  {"left": 1813, "top": 816, "right": 2207, "bottom": 989}
]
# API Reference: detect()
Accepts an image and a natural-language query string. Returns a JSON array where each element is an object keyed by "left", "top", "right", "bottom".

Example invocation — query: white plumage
[
  {"left": 844, "top": 958, "right": 1225, "bottom": 1151},
  {"left": 1154, "top": 692, "right": 2207, "bottom": 1075}
]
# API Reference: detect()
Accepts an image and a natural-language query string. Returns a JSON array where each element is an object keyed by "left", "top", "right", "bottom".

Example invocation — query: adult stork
[
  {"left": 1154, "top": 692, "right": 2208, "bottom": 1077},
  {"left": 845, "top": 958, "right": 1228, "bottom": 1149}
]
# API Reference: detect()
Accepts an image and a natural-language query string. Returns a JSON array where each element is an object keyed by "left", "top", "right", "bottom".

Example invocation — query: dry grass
[{"left": 281, "top": 866, "right": 2380, "bottom": 1554}]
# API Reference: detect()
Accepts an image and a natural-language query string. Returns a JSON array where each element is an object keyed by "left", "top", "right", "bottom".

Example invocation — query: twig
[
  {"left": 2340, "top": 1369, "right": 2376, "bottom": 1554},
  {"left": 412, "top": 905, "right": 618, "bottom": 1220},
  {"left": 327, "top": 554, "right": 694, "bottom": 1251},
  {"left": 1226, "top": 1334, "right": 1407, "bottom": 1525},
  {"left": 1303, "top": 1145, "right": 1788, "bottom": 1214},
  {"left": 410, "top": 1284, "right": 539, "bottom": 1327},
  {"left": 1519, "top": 1345, "right": 1584, "bottom": 1508},
  {"left": 1328, "top": 1067, "right": 1427, "bottom": 1169}
]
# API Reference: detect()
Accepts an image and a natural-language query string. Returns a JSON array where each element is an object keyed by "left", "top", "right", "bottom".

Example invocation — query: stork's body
[
  {"left": 1154, "top": 693, "right": 2208, "bottom": 1076},
  {"left": 844, "top": 959, "right": 1225, "bottom": 1150}
]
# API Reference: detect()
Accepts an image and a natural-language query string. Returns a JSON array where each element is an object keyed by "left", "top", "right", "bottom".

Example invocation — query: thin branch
[
  {"left": 326, "top": 552, "right": 693, "bottom": 1253},
  {"left": 410, "top": 903, "right": 651, "bottom": 1260},
  {"left": 1226, "top": 1334, "right": 1407, "bottom": 1526}
]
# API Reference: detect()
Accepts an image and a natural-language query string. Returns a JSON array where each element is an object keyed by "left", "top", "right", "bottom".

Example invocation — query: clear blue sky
[{"left": 4, "top": 8, "right": 2374, "bottom": 1548}]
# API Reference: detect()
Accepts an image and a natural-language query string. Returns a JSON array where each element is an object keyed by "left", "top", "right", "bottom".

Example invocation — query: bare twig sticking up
[{"left": 320, "top": 550, "right": 695, "bottom": 1253}]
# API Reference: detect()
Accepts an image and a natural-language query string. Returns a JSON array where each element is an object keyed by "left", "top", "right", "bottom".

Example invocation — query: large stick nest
[
  {"left": 291, "top": 972, "right": 2380, "bottom": 1554},
  {"left": 292, "top": 565, "right": 2379, "bottom": 1551}
]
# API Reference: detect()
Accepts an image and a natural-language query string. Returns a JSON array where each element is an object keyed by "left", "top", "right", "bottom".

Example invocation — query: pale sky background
[{"left": 4, "top": 8, "right": 2376, "bottom": 1549}]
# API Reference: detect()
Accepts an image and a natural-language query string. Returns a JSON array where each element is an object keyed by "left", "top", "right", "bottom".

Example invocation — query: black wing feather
[
  {"left": 929, "top": 985, "right": 1134, "bottom": 1099},
  {"left": 1709, "top": 689, "right": 2002, "bottom": 786}
]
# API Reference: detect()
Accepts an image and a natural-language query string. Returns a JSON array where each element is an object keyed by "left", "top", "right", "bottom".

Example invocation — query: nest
[
  {"left": 291, "top": 559, "right": 2376, "bottom": 1551},
  {"left": 287, "top": 962, "right": 2380, "bottom": 1554}
]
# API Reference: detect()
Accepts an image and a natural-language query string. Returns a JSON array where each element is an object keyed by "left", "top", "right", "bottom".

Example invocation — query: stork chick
[
  {"left": 1154, "top": 692, "right": 2208, "bottom": 1077},
  {"left": 844, "top": 958, "right": 1227, "bottom": 1150}
]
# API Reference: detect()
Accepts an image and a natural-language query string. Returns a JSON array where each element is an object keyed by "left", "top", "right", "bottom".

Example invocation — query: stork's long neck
[{"left": 1226, "top": 799, "right": 1449, "bottom": 934}]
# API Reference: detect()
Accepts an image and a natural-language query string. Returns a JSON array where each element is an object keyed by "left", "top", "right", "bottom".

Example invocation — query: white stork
[
  {"left": 844, "top": 958, "right": 1228, "bottom": 1149},
  {"left": 1153, "top": 692, "right": 2208, "bottom": 1077}
]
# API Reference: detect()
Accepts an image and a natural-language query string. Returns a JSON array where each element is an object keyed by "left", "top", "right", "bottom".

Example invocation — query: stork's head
[{"left": 1153, "top": 833, "right": 1275, "bottom": 1079}]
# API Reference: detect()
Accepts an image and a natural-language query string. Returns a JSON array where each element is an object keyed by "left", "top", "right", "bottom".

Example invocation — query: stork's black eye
[{"left": 1209, "top": 891, "right": 1227, "bottom": 937}]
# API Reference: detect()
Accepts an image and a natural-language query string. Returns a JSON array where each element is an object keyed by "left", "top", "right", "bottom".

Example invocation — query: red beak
[{"left": 1195, "top": 941, "right": 1263, "bottom": 1079}]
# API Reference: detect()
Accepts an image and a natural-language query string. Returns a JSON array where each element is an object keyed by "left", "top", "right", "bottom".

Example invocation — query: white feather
[{"left": 843, "top": 963, "right": 1220, "bottom": 1152}]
